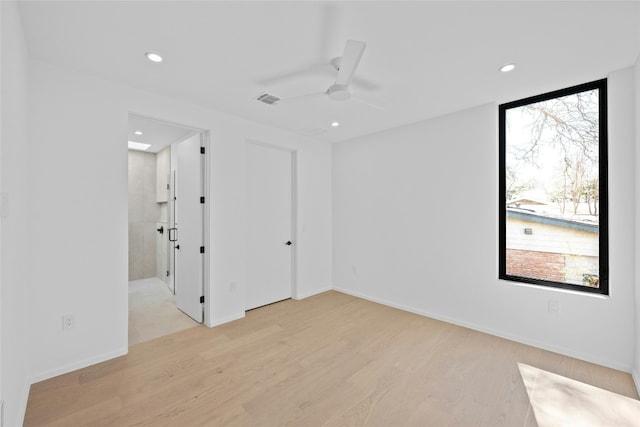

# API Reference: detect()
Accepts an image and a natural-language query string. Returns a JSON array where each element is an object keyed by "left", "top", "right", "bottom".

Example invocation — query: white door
[
  {"left": 246, "top": 142, "right": 293, "bottom": 310},
  {"left": 174, "top": 134, "right": 203, "bottom": 322}
]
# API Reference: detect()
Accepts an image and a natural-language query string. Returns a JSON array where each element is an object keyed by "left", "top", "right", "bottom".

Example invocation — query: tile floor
[{"left": 128, "top": 277, "right": 199, "bottom": 345}]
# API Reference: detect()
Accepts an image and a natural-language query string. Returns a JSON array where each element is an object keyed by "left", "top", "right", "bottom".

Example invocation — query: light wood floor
[{"left": 25, "top": 291, "right": 639, "bottom": 426}]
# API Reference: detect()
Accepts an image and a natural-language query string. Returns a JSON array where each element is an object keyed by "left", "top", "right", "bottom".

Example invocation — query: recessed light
[
  {"left": 500, "top": 63, "right": 516, "bottom": 73},
  {"left": 331, "top": 121, "right": 340, "bottom": 127},
  {"left": 145, "top": 51, "right": 163, "bottom": 63},
  {"left": 128, "top": 141, "right": 151, "bottom": 151},
  {"left": 133, "top": 130, "right": 143, "bottom": 136}
]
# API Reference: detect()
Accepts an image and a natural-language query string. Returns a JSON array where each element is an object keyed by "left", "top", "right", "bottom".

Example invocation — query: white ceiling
[
  {"left": 128, "top": 115, "right": 195, "bottom": 153},
  {"left": 18, "top": 1, "right": 640, "bottom": 143}
]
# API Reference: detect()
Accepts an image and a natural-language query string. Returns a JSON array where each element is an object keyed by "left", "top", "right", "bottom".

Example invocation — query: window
[{"left": 499, "top": 79, "right": 608, "bottom": 294}]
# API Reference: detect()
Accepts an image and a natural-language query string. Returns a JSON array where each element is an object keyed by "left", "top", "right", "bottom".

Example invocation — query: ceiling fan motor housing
[{"left": 327, "top": 84, "right": 351, "bottom": 101}]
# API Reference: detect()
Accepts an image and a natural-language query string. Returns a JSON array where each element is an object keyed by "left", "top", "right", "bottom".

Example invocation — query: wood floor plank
[{"left": 24, "top": 291, "right": 639, "bottom": 426}]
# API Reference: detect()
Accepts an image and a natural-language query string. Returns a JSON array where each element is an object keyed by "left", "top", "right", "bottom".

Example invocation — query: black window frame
[{"left": 498, "top": 79, "right": 609, "bottom": 295}]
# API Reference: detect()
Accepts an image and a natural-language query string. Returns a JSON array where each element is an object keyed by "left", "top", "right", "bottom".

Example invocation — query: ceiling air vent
[{"left": 256, "top": 93, "right": 280, "bottom": 105}]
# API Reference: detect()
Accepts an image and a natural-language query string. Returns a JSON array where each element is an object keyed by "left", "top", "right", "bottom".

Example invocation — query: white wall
[
  {"left": 333, "top": 68, "right": 636, "bottom": 371},
  {"left": 634, "top": 54, "right": 640, "bottom": 392},
  {"left": 1, "top": 2, "right": 32, "bottom": 425},
  {"left": 27, "top": 59, "right": 332, "bottom": 381}
]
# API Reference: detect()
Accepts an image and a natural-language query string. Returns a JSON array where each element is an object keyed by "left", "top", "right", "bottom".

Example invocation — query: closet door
[{"left": 245, "top": 142, "right": 293, "bottom": 310}]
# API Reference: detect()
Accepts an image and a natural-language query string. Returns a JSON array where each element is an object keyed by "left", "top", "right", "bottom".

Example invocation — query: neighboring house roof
[
  {"left": 507, "top": 208, "right": 598, "bottom": 233},
  {"left": 507, "top": 198, "right": 547, "bottom": 206}
]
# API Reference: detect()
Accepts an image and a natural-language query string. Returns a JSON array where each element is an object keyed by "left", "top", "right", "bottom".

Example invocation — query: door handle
[
  {"left": 285, "top": 241, "right": 292, "bottom": 246},
  {"left": 168, "top": 227, "right": 178, "bottom": 242}
]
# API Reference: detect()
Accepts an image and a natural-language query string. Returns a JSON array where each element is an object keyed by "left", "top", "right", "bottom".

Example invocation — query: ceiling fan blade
[
  {"left": 335, "top": 40, "right": 366, "bottom": 86},
  {"left": 352, "top": 94, "right": 386, "bottom": 111},
  {"left": 352, "top": 75, "right": 381, "bottom": 91}
]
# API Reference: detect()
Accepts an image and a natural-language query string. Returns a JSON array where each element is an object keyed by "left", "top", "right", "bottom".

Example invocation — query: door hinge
[
  {"left": 166, "top": 270, "right": 169, "bottom": 277},
  {"left": 166, "top": 183, "right": 169, "bottom": 190},
  {"left": 200, "top": 147, "right": 205, "bottom": 154},
  {"left": 200, "top": 246, "right": 205, "bottom": 254},
  {"left": 200, "top": 296, "right": 205, "bottom": 303},
  {"left": 200, "top": 196, "right": 205, "bottom": 204}
]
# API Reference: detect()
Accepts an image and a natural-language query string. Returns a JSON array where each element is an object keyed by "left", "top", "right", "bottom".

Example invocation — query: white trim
[
  {"left": 30, "top": 347, "right": 128, "bottom": 384},
  {"left": 128, "top": 112, "right": 202, "bottom": 145},
  {"left": 294, "top": 286, "right": 332, "bottom": 301},
  {"left": 208, "top": 312, "right": 245, "bottom": 328},
  {"left": 632, "top": 368, "right": 640, "bottom": 397},
  {"left": 333, "top": 286, "right": 632, "bottom": 372}
]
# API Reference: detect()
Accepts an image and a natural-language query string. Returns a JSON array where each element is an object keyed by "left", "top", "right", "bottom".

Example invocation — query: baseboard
[
  {"left": 294, "top": 286, "right": 332, "bottom": 300},
  {"left": 206, "top": 288, "right": 332, "bottom": 327},
  {"left": 14, "top": 381, "right": 31, "bottom": 427},
  {"left": 30, "top": 347, "right": 128, "bottom": 384},
  {"left": 633, "top": 368, "right": 640, "bottom": 397},
  {"left": 208, "top": 311, "right": 245, "bottom": 327},
  {"left": 333, "top": 286, "right": 631, "bottom": 373}
]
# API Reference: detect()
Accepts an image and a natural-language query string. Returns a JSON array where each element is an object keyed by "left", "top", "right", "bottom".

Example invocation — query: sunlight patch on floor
[{"left": 518, "top": 363, "right": 640, "bottom": 427}]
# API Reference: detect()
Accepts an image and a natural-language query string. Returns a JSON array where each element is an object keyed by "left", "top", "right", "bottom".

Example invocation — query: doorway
[
  {"left": 127, "top": 113, "right": 208, "bottom": 345},
  {"left": 245, "top": 141, "right": 296, "bottom": 310}
]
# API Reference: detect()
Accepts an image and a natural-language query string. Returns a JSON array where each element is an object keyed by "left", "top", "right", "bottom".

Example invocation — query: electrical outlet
[
  {"left": 1, "top": 399, "right": 4, "bottom": 427},
  {"left": 548, "top": 300, "right": 561, "bottom": 315},
  {"left": 230, "top": 281, "right": 237, "bottom": 293},
  {"left": 351, "top": 265, "right": 357, "bottom": 275},
  {"left": 62, "top": 314, "right": 75, "bottom": 330}
]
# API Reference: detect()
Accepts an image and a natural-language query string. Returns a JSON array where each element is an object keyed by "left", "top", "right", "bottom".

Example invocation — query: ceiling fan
[{"left": 257, "top": 40, "right": 384, "bottom": 110}]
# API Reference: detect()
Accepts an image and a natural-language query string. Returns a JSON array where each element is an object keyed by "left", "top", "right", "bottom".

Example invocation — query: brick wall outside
[{"left": 506, "top": 249, "right": 566, "bottom": 283}]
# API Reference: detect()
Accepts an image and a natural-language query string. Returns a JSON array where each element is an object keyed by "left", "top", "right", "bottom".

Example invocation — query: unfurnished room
[{"left": 2, "top": 1, "right": 640, "bottom": 426}]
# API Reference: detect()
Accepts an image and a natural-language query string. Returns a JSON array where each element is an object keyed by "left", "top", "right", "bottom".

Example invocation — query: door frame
[
  {"left": 245, "top": 139, "right": 298, "bottom": 303},
  {"left": 127, "top": 112, "right": 211, "bottom": 326}
]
